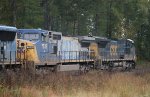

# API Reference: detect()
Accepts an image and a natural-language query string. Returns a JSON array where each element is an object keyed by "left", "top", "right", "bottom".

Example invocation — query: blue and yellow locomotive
[
  {"left": 17, "top": 29, "right": 95, "bottom": 71},
  {"left": 98, "top": 39, "right": 136, "bottom": 70}
]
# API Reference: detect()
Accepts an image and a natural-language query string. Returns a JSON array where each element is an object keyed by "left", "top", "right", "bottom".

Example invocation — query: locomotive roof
[
  {"left": 0, "top": 25, "right": 17, "bottom": 32},
  {"left": 127, "top": 39, "right": 134, "bottom": 43},
  {"left": 95, "top": 36, "right": 110, "bottom": 42},
  {"left": 49, "top": 31, "right": 62, "bottom": 34},
  {"left": 17, "top": 29, "right": 48, "bottom": 34},
  {"left": 78, "top": 36, "right": 110, "bottom": 43},
  {"left": 117, "top": 39, "right": 135, "bottom": 44}
]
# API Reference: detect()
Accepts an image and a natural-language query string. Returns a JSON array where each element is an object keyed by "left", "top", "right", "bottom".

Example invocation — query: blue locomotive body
[
  {"left": 0, "top": 25, "right": 21, "bottom": 69},
  {"left": 79, "top": 36, "right": 136, "bottom": 70},
  {"left": 98, "top": 38, "right": 136, "bottom": 70},
  {"left": 17, "top": 29, "right": 94, "bottom": 71},
  {"left": 17, "top": 29, "right": 61, "bottom": 66}
]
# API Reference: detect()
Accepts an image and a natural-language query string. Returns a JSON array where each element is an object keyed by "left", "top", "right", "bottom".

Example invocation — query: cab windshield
[
  {"left": 24, "top": 33, "right": 39, "bottom": 41},
  {"left": 0, "top": 31, "right": 16, "bottom": 41}
]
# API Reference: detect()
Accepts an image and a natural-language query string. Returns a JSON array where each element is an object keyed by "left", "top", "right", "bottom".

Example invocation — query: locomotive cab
[
  {"left": 98, "top": 38, "right": 136, "bottom": 70},
  {"left": 48, "top": 31, "right": 62, "bottom": 55},
  {"left": 118, "top": 39, "right": 136, "bottom": 61},
  {"left": 0, "top": 25, "right": 21, "bottom": 69},
  {"left": 17, "top": 29, "right": 63, "bottom": 69}
]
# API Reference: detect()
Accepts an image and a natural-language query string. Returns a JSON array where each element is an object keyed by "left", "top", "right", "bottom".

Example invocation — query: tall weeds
[{"left": 0, "top": 69, "right": 150, "bottom": 97}]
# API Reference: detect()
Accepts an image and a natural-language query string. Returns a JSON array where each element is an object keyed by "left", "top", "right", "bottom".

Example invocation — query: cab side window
[
  {"left": 41, "top": 34, "right": 47, "bottom": 42},
  {"left": 53, "top": 46, "right": 57, "bottom": 54},
  {"left": 125, "top": 41, "right": 131, "bottom": 54},
  {"left": 53, "top": 34, "right": 61, "bottom": 40},
  {"left": 49, "top": 32, "right": 52, "bottom": 38}
]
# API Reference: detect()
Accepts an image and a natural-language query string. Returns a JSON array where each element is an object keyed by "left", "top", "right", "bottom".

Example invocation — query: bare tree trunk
[
  {"left": 43, "top": 0, "right": 51, "bottom": 30},
  {"left": 77, "top": 15, "right": 80, "bottom": 35},
  {"left": 12, "top": 0, "right": 17, "bottom": 26},
  {"left": 73, "top": 19, "right": 78, "bottom": 36},
  {"left": 106, "top": 0, "right": 112, "bottom": 38},
  {"left": 94, "top": 13, "right": 99, "bottom": 36},
  {"left": 73, "top": 20, "right": 76, "bottom": 35}
]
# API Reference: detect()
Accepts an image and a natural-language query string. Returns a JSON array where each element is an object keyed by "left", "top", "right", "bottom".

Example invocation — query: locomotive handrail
[
  {"left": 100, "top": 51, "right": 135, "bottom": 61},
  {"left": 57, "top": 50, "right": 95, "bottom": 63},
  {"left": 0, "top": 50, "right": 19, "bottom": 67}
]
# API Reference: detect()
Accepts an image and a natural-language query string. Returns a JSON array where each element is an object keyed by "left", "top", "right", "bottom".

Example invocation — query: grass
[
  {"left": 136, "top": 60, "right": 150, "bottom": 67},
  {"left": 0, "top": 62, "right": 150, "bottom": 97}
]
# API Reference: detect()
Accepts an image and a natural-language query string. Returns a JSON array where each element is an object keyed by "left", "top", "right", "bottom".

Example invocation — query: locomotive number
[
  {"left": 42, "top": 44, "right": 48, "bottom": 49},
  {"left": 110, "top": 45, "right": 117, "bottom": 55}
]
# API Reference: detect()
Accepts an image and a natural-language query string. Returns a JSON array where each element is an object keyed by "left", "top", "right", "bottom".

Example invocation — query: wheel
[
  {"left": 108, "top": 62, "right": 113, "bottom": 71},
  {"left": 132, "top": 62, "right": 136, "bottom": 69},
  {"left": 79, "top": 65, "right": 89, "bottom": 74},
  {"left": 125, "top": 62, "right": 132, "bottom": 71}
]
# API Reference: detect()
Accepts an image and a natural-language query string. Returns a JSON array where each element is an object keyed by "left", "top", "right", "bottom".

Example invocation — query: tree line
[{"left": 0, "top": 0, "right": 150, "bottom": 60}]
